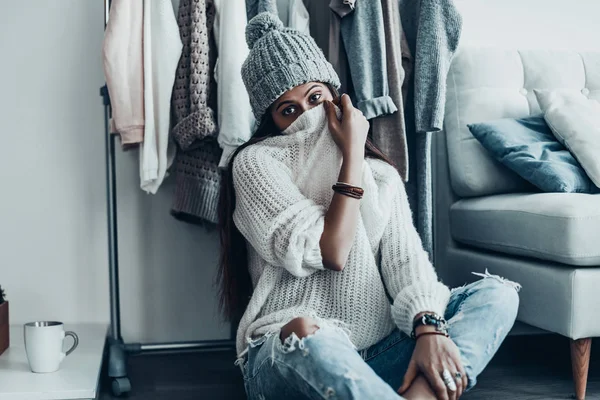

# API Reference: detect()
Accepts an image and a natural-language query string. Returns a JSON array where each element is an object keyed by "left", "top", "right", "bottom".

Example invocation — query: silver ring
[
  {"left": 455, "top": 371, "right": 462, "bottom": 380},
  {"left": 442, "top": 369, "right": 457, "bottom": 392}
]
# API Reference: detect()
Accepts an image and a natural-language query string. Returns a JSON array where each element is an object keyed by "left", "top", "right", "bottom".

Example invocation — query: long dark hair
[{"left": 216, "top": 84, "right": 395, "bottom": 322}]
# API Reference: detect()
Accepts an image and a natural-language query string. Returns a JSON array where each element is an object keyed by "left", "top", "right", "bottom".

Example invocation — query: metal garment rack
[{"left": 100, "top": 1, "right": 235, "bottom": 396}]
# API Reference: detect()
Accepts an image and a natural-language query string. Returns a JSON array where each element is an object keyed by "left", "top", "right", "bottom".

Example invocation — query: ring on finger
[
  {"left": 442, "top": 369, "right": 457, "bottom": 392},
  {"left": 455, "top": 371, "right": 462, "bottom": 380}
]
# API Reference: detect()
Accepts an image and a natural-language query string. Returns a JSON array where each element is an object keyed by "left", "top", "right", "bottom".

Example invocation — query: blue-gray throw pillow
[{"left": 468, "top": 115, "right": 598, "bottom": 193}]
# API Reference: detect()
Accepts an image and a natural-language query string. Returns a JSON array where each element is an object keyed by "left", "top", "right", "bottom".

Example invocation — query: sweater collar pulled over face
[{"left": 281, "top": 103, "right": 342, "bottom": 136}]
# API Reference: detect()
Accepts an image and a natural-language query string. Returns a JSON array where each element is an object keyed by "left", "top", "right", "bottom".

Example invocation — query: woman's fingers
[
  {"left": 398, "top": 359, "right": 418, "bottom": 394},
  {"left": 324, "top": 101, "right": 340, "bottom": 133},
  {"left": 460, "top": 367, "right": 468, "bottom": 397},
  {"left": 328, "top": 94, "right": 368, "bottom": 157},
  {"left": 424, "top": 366, "right": 450, "bottom": 400},
  {"left": 449, "top": 365, "right": 461, "bottom": 400},
  {"left": 449, "top": 361, "right": 466, "bottom": 399},
  {"left": 443, "top": 365, "right": 458, "bottom": 400},
  {"left": 454, "top": 360, "right": 467, "bottom": 397},
  {"left": 340, "top": 93, "right": 353, "bottom": 111},
  {"left": 448, "top": 340, "right": 468, "bottom": 397},
  {"left": 455, "top": 372, "right": 464, "bottom": 399},
  {"left": 454, "top": 359, "right": 469, "bottom": 397}
]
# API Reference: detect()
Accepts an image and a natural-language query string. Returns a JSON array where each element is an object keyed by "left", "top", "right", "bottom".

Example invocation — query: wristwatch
[{"left": 411, "top": 313, "right": 448, "bottom": 339}]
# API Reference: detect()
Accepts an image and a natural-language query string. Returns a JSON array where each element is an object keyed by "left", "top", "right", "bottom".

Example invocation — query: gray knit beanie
[{"left": 241, "top": 12, "right": 341, "bottom": 122}]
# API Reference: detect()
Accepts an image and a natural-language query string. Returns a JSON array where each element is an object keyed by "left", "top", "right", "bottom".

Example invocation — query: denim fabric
[
  {"left": 238, "top": 275, "right": 520, "bottom": 399},
  {"left": 468, "top": 115, "right": 598, "bottom": 194}
]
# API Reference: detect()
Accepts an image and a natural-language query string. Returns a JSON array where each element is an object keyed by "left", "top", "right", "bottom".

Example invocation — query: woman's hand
[
  {"left": 398, "top": 334, "right": 468, "bottom": 400},
  {"left": 324, "top": 94, "right": 369, "bottom": 160}
]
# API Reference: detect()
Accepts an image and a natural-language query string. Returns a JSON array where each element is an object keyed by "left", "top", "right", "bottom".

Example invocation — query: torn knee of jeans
[
  {"left": 283, "top": 332, "right": 304, "bottom": 352},
  {"left": 272, "top": 328, "right": 319, "bottom": 361},
  {"left": 246, "top": 330, "right": 274, "bottom": 349},
  {"left": 472, "top": 268, "right": 522, "bottom": 292}
]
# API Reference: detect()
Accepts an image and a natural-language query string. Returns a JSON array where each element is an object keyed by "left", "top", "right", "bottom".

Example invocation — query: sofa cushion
[
  {"left": 445, "top": 48, "right": 600, "bottom": 197},
  {"left": 534, "top": 89, "right": 600, "bottom": 188},
  {"left": 467, "top": 115, "right": 597, "bottom": 193},
  {"left": 450, "top": 193, "right": 600, "bottom": 266}
]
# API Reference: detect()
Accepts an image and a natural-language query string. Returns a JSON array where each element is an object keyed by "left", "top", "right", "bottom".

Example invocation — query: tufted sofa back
[{"left": 444, "top": 47, "right": 600, "bottom": 197}]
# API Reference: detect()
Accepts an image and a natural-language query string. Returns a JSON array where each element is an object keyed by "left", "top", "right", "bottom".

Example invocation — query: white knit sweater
[{"left": 232, "top": 104, "right": 450, "bottom": 356}]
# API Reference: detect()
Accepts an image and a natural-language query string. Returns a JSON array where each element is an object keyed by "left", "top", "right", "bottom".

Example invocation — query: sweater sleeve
[
  {"left": 379, "top": 178, "right": 450, "bottom": 336},
  {"left": 338, "top": 0, "right": 397, "bottom": 119},
  {"left": 401, "top": 0, "right": 462, "bottom": 133},
  {"left": 232, "top": 147, "right": 326, "bottom": 277},
  {"left": 102, "top": 0, "right": 145, "bottom": 145}
]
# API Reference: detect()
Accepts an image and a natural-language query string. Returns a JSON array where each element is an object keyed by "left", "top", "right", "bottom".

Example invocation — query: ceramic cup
[{"left": 24, "top": 321, "right": 79, "bottom": 373}]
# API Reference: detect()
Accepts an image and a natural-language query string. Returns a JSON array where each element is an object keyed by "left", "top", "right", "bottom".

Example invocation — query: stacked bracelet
[
  {"left": 411, "top": 313, "right": 449, "bottom": 339},
  {"left": 415, "top": 331, "right": 449, "bottom": 340},
  {"left": 332, "top": 182, "right": 364, "bottom": 200}
]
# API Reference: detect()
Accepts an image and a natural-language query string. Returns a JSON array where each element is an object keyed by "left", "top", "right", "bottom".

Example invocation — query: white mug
[{"left": 24, "top": 321, "right": 79, "bottom": 373}]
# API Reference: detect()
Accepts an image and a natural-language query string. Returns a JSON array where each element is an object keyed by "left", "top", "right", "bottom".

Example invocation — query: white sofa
[{"left": 433, "top": 47, "right": 600, "bottom": 399}]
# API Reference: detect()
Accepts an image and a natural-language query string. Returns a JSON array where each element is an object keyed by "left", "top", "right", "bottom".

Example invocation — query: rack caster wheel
[{"left": 111, "top": 377, "right": 131, "bottom": 397}]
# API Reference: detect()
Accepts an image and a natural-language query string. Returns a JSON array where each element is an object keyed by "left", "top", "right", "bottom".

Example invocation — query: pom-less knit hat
[{"left": 241, "top": 12, "right": 341, "bottom": 123}]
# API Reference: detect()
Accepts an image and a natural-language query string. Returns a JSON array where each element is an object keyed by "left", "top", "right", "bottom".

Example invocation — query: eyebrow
[
  {"left": 303, "top": 84, "right": 321, "bottom": 98},
  {"left": 275, "top": 84, "right": 322, "bottom": 112}
]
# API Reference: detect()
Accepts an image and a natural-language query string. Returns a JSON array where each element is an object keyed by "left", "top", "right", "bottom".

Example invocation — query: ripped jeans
[{"left": 238, "top": 273, "right": 520, "bottom": 400}]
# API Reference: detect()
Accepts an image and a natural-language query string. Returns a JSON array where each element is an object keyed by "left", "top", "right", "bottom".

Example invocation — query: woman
[{"left": 217, "top": 13, "right": 520, "bottom": 400}]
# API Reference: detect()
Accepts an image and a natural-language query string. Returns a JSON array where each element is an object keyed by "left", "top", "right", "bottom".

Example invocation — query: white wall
[
  {"left": 0, "top": 0, "right": 229, "bottom": 343},
  {"left": 455, "top": 0, "right": 600, "bottom": 50},
  {"left": 2, "top": 0, "right": 599, "bottom": 344},
  {"left": 0, "top": 2, "right": 109, "bottom": 325}
]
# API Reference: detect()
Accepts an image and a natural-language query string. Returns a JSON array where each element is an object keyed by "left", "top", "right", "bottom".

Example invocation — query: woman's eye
[
  {"left": 309, "top": 93, "right": 322, "bottom": 103},
  {"left": 282, "top": 106, "right": 296, "bottom": 116}
]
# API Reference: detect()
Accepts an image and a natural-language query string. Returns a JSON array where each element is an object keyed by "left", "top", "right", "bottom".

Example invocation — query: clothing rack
[{"left": 100, "top": 0, "right": 235, "bottom": 396}]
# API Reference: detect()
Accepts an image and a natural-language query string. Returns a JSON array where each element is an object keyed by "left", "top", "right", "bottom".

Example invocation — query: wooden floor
[{"left": 100, "top": 334, "right": 600, "bottom": 399}]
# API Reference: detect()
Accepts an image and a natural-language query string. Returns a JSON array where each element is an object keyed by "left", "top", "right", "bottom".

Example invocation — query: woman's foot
[{"left": 399, "top": 375, "right": 437, "bottom": 400}]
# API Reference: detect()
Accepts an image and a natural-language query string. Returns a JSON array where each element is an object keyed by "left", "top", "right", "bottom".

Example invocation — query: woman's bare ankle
[{"left": 400, "top": 375, "right": 437, "bottom": 400}]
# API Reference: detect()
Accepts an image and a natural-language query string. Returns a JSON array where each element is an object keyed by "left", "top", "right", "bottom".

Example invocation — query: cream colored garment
[
  {"left": 213, "top": 0, "right": 255, "bottom": 168},
  {"left": 102, "top": 0, "right": 144, "bottom": 147},
  {"left": 232, "top": 104, "right": 450, "bottom": 356},
  {"left": 140, "top": 0, "right": 182, "bottom": 194}
]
